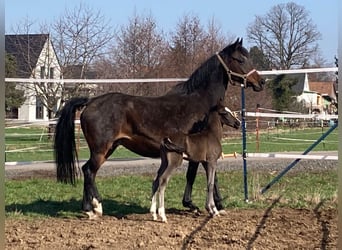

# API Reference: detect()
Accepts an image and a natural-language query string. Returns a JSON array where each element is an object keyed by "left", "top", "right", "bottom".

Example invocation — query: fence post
[
  {"left": 241, "top": 84, "right": 248, "bottom": 202},
  {"left": 260, "top": 121, "right": 338, "bottom": 194}
]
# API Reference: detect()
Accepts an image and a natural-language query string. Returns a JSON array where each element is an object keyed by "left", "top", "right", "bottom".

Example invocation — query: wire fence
[{"left": 5, "top": 114, "right": 338, "bottom": 164}]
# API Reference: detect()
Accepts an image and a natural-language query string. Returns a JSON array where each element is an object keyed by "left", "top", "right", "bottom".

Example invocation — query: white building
[{"left": 5, "top": 34, "right": 62, "bottom": 121}]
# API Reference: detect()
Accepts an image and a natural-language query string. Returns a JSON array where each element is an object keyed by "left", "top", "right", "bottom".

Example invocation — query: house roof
[
  {"left": 309, "top": 81, "right": 337, "bottom": 100},
  {"left": 288, "top": 73, "right": 306, "bottom": 95},
  {"left": 5, "top": 34, "right": 49, "bottom": 78}
]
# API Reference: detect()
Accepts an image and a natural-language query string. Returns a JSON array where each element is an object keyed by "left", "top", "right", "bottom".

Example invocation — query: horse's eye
[{"left": 233, "top": 57, "right": 244, "bottom": 64}]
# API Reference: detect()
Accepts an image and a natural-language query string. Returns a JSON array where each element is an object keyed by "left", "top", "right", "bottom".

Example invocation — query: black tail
[{"left": 54, "top": 97, "right": 89, "bottom": 185}]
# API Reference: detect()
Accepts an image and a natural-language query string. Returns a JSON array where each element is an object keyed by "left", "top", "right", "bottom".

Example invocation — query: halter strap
[{"left": 216, "top": 52, "right": 256, "bottom": 88}]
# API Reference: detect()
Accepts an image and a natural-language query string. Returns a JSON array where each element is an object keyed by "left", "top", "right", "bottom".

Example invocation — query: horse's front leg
[
  {"left": 205, "top": 161, "right": 219, "bottom": 217},
  {"left": 183, "top": 161, "right": 200, "bottom": 211},
  {"left": 82, "top": 160, "right": 103, "bottom": 219}
]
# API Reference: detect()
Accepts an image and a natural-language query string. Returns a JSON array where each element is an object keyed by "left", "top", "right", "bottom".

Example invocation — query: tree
[
  {"left": 167, "top": 13, "right": 207, "bottom": 77},
  {"left": 249, "top": 46, "right": 270, "bottom": 70},
  {"left": 269, "top": 75, "right": 297, "bottom": 111},
  {"left": 5, "top": 53, "right": 26, "bottom": 117},
  {"left": 247, "top": 2, "right": 321, "bottom": 70},
  {"left": 202, "top": 17, "right": 231, "bottom": 57},
  {"left": 110, "top": 12, "right": 167, "bottom": 79},
  {"left": 52, "top": 3, "right": 113, "bottom": 79}
]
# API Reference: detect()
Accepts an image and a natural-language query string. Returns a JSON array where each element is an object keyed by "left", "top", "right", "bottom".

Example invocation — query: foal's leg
[
  {"left": 202, "top": 163, "right": 224, "bottom": 210},
  {"left": 150, "top": 161, "right": 173, "bottom": 222},
  {"left": 158, "top": 158, "right": 180, "bottom": 223},
  {"left": 205, "top": 161, "right": 219, "bottom": 217},
  {"left": 182, "top": 161, "right": 200, "bottom": 211},
  {"left": 153, "top": 154, "right": 181, "bottom": 223},
  {"left": 82, "top": 153, "right": 106, "bottom": 219},
  {"left": 150, "top": 143, "right": 171, "bottom": 221}
]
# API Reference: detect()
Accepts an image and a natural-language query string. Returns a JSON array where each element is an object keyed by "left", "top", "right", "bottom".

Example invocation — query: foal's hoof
[
  {"left": 218, "top": 209, "right": 227, "bottom": 215},
  {"left": 212, "top": 210, "right": 220, "bottom": 217}
]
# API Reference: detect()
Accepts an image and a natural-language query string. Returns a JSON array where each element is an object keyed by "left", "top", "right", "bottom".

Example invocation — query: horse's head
[
  {"left": 217, "top": 38, "right": 265, "bottom": 92},
  {"left": 217, "top": 102, "right": 241, "bottom": 129}
]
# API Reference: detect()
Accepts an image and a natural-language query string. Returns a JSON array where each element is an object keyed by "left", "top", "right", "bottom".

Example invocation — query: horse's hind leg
[
  {"left": 183, "top": 161, "right": 200, "bottom": 211},
  {"left": 82, "top": 153, "right": 106, "bottom": 219}
]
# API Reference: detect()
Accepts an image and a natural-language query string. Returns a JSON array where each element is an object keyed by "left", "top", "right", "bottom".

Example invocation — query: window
[
  {"left": 36, "top": 97, "right": 44, "bottom": 119},
  {"left": 50, "top": 67, "right": 54, "bottom": 79},
  {"left": 5, "top": 107, "right": 18, "bottom": 119},
  {"left": 40, "top": 66, "right": 45, "bottom": 79}
]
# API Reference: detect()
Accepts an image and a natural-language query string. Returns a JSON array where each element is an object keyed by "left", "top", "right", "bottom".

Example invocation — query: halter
[{"left": 216, "top": 52, "right": 257, "bottom": 88}]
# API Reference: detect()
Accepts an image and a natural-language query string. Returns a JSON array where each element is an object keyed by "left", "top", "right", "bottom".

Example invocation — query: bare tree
[
  {"left": 167, "top": 13, "right": 207, "bottom": 77},
  {"left": 247, "top": 2, "right": 321, "bottom": 69},
  {"left": 110, "top": 12, "right": 168, "bottom": 79},
  {"left": 203, "top": 17, "right": 232, "bottom": 56},
  {"left": 52, "top": 2, "right": 113, "bottom": 79}
]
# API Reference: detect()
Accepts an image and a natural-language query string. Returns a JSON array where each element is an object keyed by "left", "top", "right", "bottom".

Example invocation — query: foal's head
[{"left": 216, "top": 102, "right": 241, "bottom": 129}]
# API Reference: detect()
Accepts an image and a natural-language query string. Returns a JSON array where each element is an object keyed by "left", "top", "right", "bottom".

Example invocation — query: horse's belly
[{"left": 120, "top": 138, "right": 160, "bottom": 158}]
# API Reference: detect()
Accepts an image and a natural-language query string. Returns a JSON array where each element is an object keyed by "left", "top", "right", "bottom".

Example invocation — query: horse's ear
[{"left": 234, "top": 38, "right": 242, "bottom": 49}]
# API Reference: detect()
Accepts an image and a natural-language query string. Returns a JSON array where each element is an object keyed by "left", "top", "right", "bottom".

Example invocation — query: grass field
[
  {"left": 5, "top": 169, "right": 337, "bottom": 219},
  {"left": 5, "top": 125, "right": 338, "bottom": 220},
  {"left": 5, "top": 126, "right": 338, "bottom": 162}
]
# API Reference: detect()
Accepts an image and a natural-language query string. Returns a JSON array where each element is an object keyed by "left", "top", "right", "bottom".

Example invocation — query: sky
[{"left": 5, "top": 0, "right": 338, "bottom": 64}]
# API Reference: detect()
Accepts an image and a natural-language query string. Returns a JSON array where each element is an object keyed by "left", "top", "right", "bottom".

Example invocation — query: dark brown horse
[
  {"left": 54, "top": 38, "right": 264, "bottom": 218},
  {"left": 151, "top": 102, "right": 241, "bottom": 222}
]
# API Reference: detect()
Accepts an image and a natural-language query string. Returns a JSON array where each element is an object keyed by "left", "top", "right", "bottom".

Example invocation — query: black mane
[{"left": 170, "top": 44, "right": 237, "bottom": 95}]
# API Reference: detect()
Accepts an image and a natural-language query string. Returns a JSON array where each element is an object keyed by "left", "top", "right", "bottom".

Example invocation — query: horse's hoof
[
  {"left": 91, "top": 198, "right": 103, "bottom": 217},
  {"left": 215, "top": 203, "right": 224, "bottom": 211},
  {"left": 151, "top": 213, "right": 158, "bottom": 221},
  {"left": 182, "top": 201, "right": 199, "bottom": 212},
  {"left": 85, "top": 210, "right": 99, "bottom": 220}
]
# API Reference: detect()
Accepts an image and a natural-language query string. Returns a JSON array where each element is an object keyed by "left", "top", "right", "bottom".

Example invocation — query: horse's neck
[
  {"left": 208, "top": 113, "right": 223, "bottom": 139},
  {"left": 168, "top": 55, "right": 228, "bottom": 106}
]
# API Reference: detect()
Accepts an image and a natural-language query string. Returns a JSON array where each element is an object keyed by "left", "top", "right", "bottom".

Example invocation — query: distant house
[
  {"left": 295, "top": 74, "right": 337, "bottom": 114},
  {"left": 5, "top": 34, "right": 61, "bottom": 121}
]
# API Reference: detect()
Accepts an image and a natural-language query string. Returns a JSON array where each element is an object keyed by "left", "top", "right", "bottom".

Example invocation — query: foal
[{"left": 150, "top": 102, "right": 240, "bottom": 222}]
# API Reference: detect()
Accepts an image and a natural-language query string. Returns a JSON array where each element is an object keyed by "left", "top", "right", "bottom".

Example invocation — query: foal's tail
[
  {"left": 152, "top": 138, "right": 186, "bottom": 196},
  {"left": 161, "top": 138, "right": 185, "bottom": 154},
  {"left": 54, "top": 97, "right": 89, "bottom": 185}
]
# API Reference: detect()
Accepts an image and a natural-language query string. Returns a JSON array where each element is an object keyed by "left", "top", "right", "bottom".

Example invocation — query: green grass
[
  {"left": 5, "top": 126, "right": 338, "bottom": 221},
  {"left": 5, "top": 126, "right": 338, "bottom": 162},
  {"left": 5, "top": 170, "right": 337, "bottom": 219}
]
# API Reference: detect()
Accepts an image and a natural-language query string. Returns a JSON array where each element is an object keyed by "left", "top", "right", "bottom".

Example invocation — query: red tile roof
[{"left": 309, "top": 81, "right": 336, "bottom": 98}]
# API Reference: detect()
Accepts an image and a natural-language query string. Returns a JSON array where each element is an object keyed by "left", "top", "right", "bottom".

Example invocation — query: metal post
[
  {"left": 241, "top": 84, "right": 248, "bottom": 202},
  {"left": 261, "top": 121, "right": 338, "bottom": 194},
  {"left": 256, "top": 104, "right": 260, "bottom": 152}
]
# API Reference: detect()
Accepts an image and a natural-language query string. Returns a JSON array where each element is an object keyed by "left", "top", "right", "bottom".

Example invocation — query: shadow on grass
[{"left": 6, "top": 198, "right": 148, "bottom": 219}]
